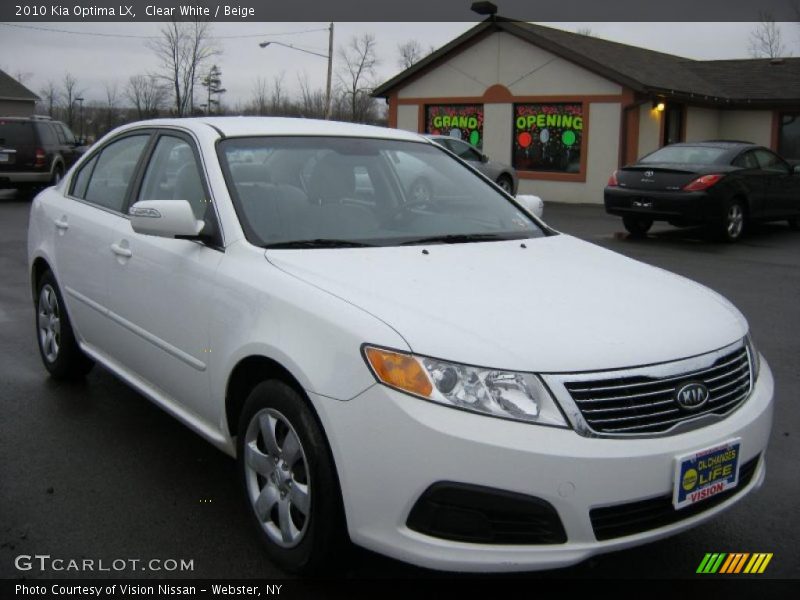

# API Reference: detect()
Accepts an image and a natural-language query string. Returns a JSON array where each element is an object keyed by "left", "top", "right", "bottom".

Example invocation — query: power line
[{"left": 0, "top": 22, "right": 329, "bottom": 39}]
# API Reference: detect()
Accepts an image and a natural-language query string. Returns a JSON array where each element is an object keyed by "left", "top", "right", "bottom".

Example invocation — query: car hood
[{"left": 265, "top": 235, "right": 747, "bottom": 372}]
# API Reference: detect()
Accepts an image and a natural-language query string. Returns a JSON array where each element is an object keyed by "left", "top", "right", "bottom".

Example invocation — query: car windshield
[
  {"left": 640, "top": 145, "right": 728, "bottom": 165},
  {"left": 218, "top": 136, "right": 545, "bottom": 248}
]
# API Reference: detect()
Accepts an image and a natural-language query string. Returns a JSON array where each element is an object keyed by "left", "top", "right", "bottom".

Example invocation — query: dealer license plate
[{"left": 673, "top": 439, "right": 740, "bottom": 510}]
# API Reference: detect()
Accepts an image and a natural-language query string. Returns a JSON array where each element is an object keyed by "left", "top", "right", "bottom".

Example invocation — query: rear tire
[
  {"left": 622, "top": 216, "right": 653, "bottom": 237},
  {"left": 714, "top": 198, "right": 746, "bottom": 242},
  {"left": 51, "top": 165, "right": 64, "bottom": 186},
  {"left": 496, "top": 175, "right": 514, "bottom": 195},
  {"left": 237, "top": 380, "right": 348, "bottom": 575},
  {"left": 35, "top": 270, "right": 94, "bottom": 379}
]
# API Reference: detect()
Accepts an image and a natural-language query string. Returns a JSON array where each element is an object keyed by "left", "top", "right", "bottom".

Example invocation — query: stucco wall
[
  {"left": 482, "top": 103, "right": 513, "bottom": 164},
  {"left": 0, "top": 99, "right": 35, "bottom": 117},
  {"left": 685, "top": 107, "right": 720, "bottom": 142},
  {"left": 637, "top": 104, "right": 661, "bottom": 159},
  {"left": 719, "top": 110, "right": 773, "bottom": 147},
  {"left": 396, "top": 104, "right": 419, "bottom": 132},
  {"left": 398, "top": 32, "right": 621, "bottom": 99},
  {"left": 518, "top": 102, "right": 621, "bottom": 204}
]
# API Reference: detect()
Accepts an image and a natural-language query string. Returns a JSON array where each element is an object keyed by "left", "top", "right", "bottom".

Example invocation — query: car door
[
  {"left": 106, "top": 131, "right": 224, "bottom": 425},
  {"left": 55, "top": 132, "right": 152, "bottom": 352},
  {"left": 731, "top": 150, "right": 768, "bottom": 218},
  {"left": 752, "top": 148, "right": 799, "bottom": 217}
]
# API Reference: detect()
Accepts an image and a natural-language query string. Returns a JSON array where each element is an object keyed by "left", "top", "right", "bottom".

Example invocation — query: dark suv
[{"left": 0, "top": 116, "right": 86, "bottom": 195}]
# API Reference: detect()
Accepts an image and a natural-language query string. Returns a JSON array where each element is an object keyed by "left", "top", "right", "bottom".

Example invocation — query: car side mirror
[
  {"left": 129, "top": 200, "right": 204, "bottom": 239},
  {"left": 516, "top": 194, "right": 544, "bottom": 219}
]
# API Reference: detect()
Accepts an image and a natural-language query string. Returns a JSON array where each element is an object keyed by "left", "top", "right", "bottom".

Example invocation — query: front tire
[
  {"left": 35, "top": 270, "right": 94, "bottom": 379},
  {"left": 237, "top": 380, "right": 347, "bottom": 575},
  {"left": 622, "top": 215, "right": 653, "bottom": 237}
]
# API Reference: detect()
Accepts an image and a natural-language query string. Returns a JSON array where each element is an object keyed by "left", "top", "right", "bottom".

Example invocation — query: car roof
[
  {"left": 666, "top": 141, "right": 758, "bottom": 150},
  {"left": 121, "top": 116, "right": 428, "bottom": 142}
]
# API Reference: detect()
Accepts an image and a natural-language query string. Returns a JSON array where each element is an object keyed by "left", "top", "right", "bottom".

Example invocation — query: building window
[
  {"left": 512, "top": 103, "right": 583, "bottom": 173},
  {"left": 425, "top": 104, "right": 484, "bottom": 148},
  {"left": 778, "top": 113, "right": 800, "bottom": 162},
  {"left": 663, "top": 104, "right": 684, "bottom": 146}
]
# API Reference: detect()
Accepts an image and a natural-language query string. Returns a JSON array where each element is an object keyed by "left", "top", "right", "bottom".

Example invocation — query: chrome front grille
[{"left": 561, "top": 345, "right": 752, "bottom": 435}]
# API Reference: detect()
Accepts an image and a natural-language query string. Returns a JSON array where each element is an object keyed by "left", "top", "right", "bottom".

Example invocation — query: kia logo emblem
[
  {"left": 674, "top": 382, "right": 710, "bottom": 410},
  {"left": 643, "top": 170, "right": 654, "bottom": 177}
]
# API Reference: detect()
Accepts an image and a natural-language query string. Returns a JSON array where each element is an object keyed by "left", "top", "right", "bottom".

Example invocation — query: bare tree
[
  {"left": 337, "top": 33, "right": 379, "bottom": 123},
  {"left": 250, "top": 77, "right": 269, "bottom": 115},
  {"left": 749, "top": 12, "right": 788, "bottom": 58},
  {"left": 60, "top": 73, "right": 84, "bottom": 129},
  {"left": 148, "top": 18, "right": 219, "bottom": 116},
  {"left": 39, "top": 81, "right": 59, "bottom": 117},
  {"left": 270, "top": 72, "right": 286, "bottom": 114},
  {"left": 298, "top": 72, "right": 327, "bottom": 118},
  {"left": 103, "top": 81, "right": 121, "bottom": 133},
  {"left": 397, "top": 40, "right": 425, "bottom": 70},
  {"left": 125, "top": 74, "right": 166, "bottom": 119}
]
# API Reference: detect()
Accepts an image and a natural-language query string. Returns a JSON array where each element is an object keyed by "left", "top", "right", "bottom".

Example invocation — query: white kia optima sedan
[{"left": 27, "top": 118, "right": 773, "bottom": 574}]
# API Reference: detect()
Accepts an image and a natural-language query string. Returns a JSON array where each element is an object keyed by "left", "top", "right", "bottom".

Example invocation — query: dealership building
[
  {"left": 374, "top": 18, "right": 800, "bottom": 203},
  {"left": 0, "top": 69, "right": 38, "bottom": 117}
]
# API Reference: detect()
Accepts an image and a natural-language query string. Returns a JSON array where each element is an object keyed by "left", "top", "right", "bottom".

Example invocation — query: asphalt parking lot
[{"left": 1, "top": 188, "right": 798, "bottom": 580}]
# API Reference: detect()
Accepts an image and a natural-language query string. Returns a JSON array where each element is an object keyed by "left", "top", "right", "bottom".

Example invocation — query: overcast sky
[{"left": 1, "top": 21, "right": 798, "bottom": 107}]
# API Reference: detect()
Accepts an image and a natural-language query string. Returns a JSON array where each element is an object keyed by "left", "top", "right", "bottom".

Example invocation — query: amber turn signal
[{"left": 364, "top": 347, "right": 433, "bottom": 397}]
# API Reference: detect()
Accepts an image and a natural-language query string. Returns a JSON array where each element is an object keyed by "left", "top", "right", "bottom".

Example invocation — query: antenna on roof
[{"left": 471, "top": 1, "right": 498, "bottom": 17}]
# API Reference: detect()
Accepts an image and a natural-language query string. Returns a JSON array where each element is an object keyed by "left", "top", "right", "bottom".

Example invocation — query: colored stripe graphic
[{"left": 699, "top": 553, "right": 772, "bottom": 574}]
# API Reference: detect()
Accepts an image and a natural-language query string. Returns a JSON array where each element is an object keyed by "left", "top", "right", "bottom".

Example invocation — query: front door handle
[
  {"left": 55, "top": 217, "right": 69, "bottom": 231},
  {"left": 110, "top": 242, "right": 132, "bottom": 258}
]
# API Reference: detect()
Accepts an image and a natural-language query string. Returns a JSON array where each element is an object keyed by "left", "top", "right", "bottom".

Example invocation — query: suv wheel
[
  {"left": 35, "top": 270, "right": 94, "bottom": 379},
  {"left": 51, "top": 165, "right": 64, "bottom": 186},
  {"left": 238, "top": 380, "right": 348, "bottom": 574},
  {"left": 622, "top": 216, "right": 653, "bottom": 237}
]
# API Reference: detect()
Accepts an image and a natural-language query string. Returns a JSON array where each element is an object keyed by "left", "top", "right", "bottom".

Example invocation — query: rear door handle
[
  {"left": 55, "top": 217, "right": 69, "bottom": 231},
  {"left": 110, "top": 243, "right": 132, "bottom": 258}
]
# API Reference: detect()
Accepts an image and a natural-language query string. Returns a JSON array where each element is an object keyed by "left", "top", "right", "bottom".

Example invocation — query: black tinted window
[
  {"left": 641, "top": 146, "right": 727, "bottom": 164},
  {"left": 83, "top": 135, "right": 149, "bottom": 212},
  {"left": 36, "top": 123, "right": 57, "bottom": 146},
  {"left": 0, "top": 120, "right": 34, "bottom": 147},
  {"left": 753, "top": 149, "right": 790, "bottom": 173},
  {"left": 733, "top": 151, "right": 758, "bottom": 169}
]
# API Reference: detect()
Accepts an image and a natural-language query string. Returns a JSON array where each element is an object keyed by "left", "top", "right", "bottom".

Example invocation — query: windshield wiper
[
  {"left": 262, "top": 238, "right": 375, "bottom": 249},
  {"left": 400, "top": 233, "right": 510, "bottom": 246}
]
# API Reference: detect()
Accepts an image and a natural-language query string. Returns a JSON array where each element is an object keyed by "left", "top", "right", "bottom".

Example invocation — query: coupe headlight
[
  {"left": 363, "top": 346, "right": 568, "bottom": 427},
  {"left": 745, "top": 333, "right": 761, "bottom": 381}
]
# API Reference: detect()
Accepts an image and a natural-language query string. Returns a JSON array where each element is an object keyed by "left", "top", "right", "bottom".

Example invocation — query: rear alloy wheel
[
  {"left": 496, "top": 175, "right": 513, "bottom": 195},
  {"left": 35, "top": 270, "right": 94, "bottom": 379},
  {"left": 238, "top": 380, "right": 347, "bottom": 575},
  {"left": 622, "top": 215, "right": 653, "bottom": 237},
  {"left": 717, "top": 199, "right": 746, "bottom": 242}
]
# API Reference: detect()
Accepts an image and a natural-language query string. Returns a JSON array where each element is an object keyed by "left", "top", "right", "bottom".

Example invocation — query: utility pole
[{"left": 325, "top": 22, "right": 334, "bottom": 120}]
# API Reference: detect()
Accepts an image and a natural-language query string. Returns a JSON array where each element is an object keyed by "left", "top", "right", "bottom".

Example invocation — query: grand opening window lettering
[
  {"left": 425, "top": 104, "right": 484, "bottom": 148},
  {"left": 513, "top": 103, "right": 583, "bottom": 173}
]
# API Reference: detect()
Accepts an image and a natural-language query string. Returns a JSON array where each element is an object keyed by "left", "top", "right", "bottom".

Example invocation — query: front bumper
[
  {"left": 604, "top": 187, "right": 722, "bottom": 224},
  {"left": 311, "top": 359, "right": 773, "bottom": 572}
]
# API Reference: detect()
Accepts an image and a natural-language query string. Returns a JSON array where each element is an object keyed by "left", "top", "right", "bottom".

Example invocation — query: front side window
[
  {"left": 513, "top": 103, "right": 583, "bottom": 173},
  {"left": 218, "top": 136, "right": 545, "bottom": 248},
  {"left": 78, "top": 135, "right": 149, "bottom": 211},
  {"left": 138, "top": 135, "right": 208, "bottom": 220},
  {"left": 425, "top": 104, "right": 484, "bottom": 148}
]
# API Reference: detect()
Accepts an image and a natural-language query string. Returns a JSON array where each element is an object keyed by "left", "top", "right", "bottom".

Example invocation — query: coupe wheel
[
  {"left": 496, "top": 175, "right": 513, "bottom": 195},
  {"left": 622, "top": 216, "right": 653, "bottom": 237},
  {"left": 716, "top": 199, "right": 746, "bottom": 242},
  {"left": 238, "top": 380, "right": 347, "bottom": 574},
  {"left": 35, "top": 270, "right": 94, "bottom": 379}
]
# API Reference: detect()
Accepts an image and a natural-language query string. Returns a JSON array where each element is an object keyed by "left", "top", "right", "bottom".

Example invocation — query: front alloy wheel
[{"left": 244, "top": 408, "right": 311, "bottom": 548}]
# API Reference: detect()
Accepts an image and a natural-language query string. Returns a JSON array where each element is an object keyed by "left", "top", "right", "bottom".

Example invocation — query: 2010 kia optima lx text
[{"left": 27, "top": 118, "right": 774, "bottom": 574}]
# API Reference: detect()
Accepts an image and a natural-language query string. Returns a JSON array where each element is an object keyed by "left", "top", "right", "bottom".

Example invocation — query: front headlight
[
  {"left": 363, "top": 346, "right": 568, "bottom": 427},
  {"left": 745, "top": 333, "right": 761, "bottom": 381}
]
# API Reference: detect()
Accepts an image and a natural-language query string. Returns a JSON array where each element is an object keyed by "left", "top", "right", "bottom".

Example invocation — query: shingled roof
[
  {"left": 373, "top": 18, "right": 800, "bottom": 106},
  {"left": 0, "top": 69, "right": 39, "bottom": 102}
]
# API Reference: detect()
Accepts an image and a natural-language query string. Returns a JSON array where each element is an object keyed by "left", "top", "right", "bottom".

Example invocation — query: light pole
[
  {"left": 259, "top": 23, "right": 334, "bottom": 119},
  {"left": 75, "top": 97, "right": 84, "bottom": 141}
]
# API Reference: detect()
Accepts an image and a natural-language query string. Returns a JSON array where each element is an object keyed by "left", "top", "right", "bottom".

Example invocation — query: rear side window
[
  {"left": 733, "top": 151, "right": 759, "bottom": 169},
  {"left": 753, "top": 149, "right": 790, "bottom": 174},
  {"left": 0, "top": 120, "right": 34, "bottom": 147},
  {"left": 79, "top": 135, "right": 149, "bottom": 212},
  {"left": 36, "top": 123, "right": 57, "bottom": 146}
]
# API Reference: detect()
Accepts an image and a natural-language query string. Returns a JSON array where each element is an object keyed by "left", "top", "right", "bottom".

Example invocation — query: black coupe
[{"left": 604, "top": 141, "right": 800, "bottom": 241}]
